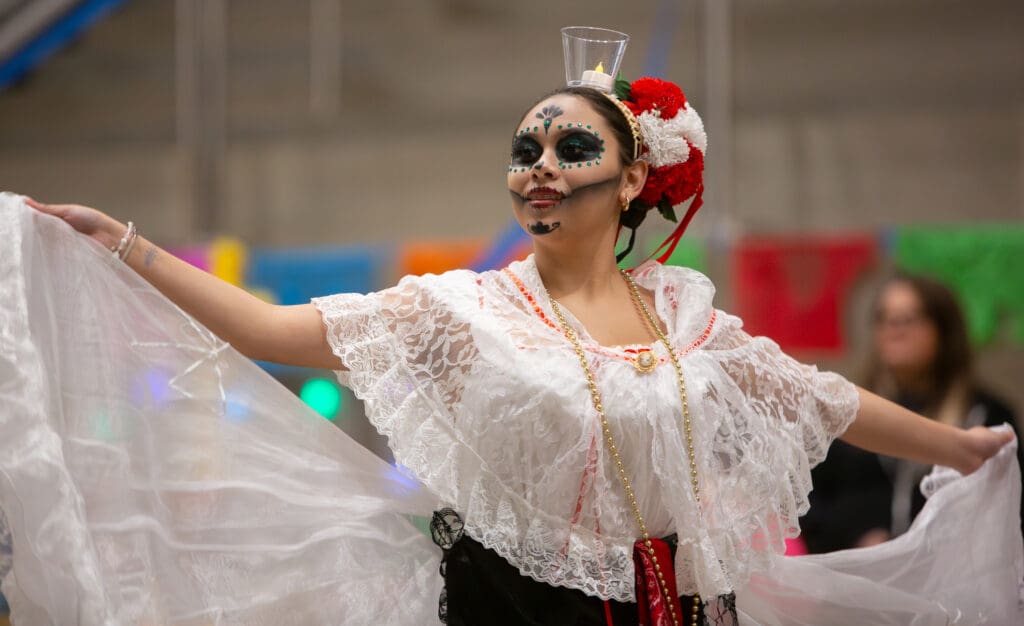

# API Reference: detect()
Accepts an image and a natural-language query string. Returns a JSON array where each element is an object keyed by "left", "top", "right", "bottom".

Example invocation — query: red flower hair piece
[
  {"left": 624, "top": 77, "right": 688, "bottom": 120},
  {"left": 615, "top": 76, "right": 707, "bottom": 264},
  {"left": 636, "top": 146, "right": 704, "bottom": 207}
]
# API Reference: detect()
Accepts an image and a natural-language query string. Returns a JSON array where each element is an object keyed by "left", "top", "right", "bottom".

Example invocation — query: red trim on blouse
[{"left": 502, "top": 267, "right": 716, "bottom": 364}]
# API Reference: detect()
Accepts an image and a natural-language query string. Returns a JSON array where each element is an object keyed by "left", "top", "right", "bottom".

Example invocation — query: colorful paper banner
[
  {"left": 894, "top": 226, "right": 1024, "bottom": 344},
  {"left": 399, "top": 240, "right": 485, "bottom": 277},
  {"left": 734, "top": 235, "right": 877, "bottom": 353},
  {"left": 246, "top": 245, "right": 383, "bottom": 305}
]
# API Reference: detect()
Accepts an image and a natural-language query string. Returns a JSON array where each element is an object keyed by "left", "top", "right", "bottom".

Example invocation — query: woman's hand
[
  {"left": 843, "top": 388, "right": 1016, "bottom": 476},
  {"left": 955, "top": 426, "right": 1015, "bottom": 475},
  {"left": 25, "top": 197, "right": 126, "bottom": 251}
]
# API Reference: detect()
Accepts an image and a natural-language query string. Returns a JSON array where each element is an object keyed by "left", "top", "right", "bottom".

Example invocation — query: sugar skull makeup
[
  {"left": 508, "top": 96, "right": 625, "bottom": 238},
  {"left": 536, "top": 104, "right": 563, "bottom": 134},
  {"left": 508, "top": 125, "right": 606, "bottom": 173}
]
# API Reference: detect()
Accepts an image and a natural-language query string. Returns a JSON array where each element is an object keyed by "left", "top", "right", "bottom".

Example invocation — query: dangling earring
[{"left": 621, "top": 195, "right": 631, "bottom": 212}]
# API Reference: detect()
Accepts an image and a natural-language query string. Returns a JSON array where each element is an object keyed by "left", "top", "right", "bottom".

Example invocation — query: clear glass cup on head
[{"left": 561, "top": 26, "right": 629, "bottom": 93}]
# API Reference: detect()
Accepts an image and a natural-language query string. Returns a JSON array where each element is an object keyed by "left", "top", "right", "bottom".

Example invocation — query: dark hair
[
  {"left": 864, "top": 272, "right": 974, "bottom": 414},
  {"left": 514, "top": 87, "right": 651, "bottom": 255}
]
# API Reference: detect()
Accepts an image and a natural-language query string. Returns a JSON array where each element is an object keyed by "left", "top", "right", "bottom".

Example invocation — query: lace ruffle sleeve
[
  {"left": 312, "top": 272, "right": 482, "bottom": 502},
  {"left": 703, "top": 311, "right": 860, "bottom": 467},
  {"left": 314, "top": 272, "right": 478, "bottom": 403},
  {"left": 672, "top": 308, "right": 861, "bottom": 595}
]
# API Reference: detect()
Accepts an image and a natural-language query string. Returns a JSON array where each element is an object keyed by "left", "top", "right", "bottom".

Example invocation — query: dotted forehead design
[
  {"left": 516, "top": 122, "right": 597, "bottom": 135},
  {"left": 507, "top": 123, "right": 607, "bottom": 173}
]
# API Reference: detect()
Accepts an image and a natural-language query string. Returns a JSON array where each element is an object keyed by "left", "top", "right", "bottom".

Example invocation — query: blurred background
[{"left": 0, "top": 0, "right": 1022, "bottom": 616}]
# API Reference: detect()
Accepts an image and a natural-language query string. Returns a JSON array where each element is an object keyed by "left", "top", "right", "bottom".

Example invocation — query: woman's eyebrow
[
  {"left": 514, "top": 123, "right": 603, "bottom": 139},
  {"left": 557, "top": 129, "right": 604, "bottom": 143},
  {"left": 510, "top": 134, "right": 540, "bottom": 144}
]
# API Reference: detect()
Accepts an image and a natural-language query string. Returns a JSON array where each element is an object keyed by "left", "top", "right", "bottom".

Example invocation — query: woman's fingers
[
  {"left": 983, "top": 426, "right": 1016, "bottom": 451},
  {"left": 25, "top": 198, "right": 70, "bottom": 219},
  {"left": 961, "top": 426, "right": 1016, "bottom": 474},
  {"left": 23, "top": 198, "right": 112, "bottom": 238},
  {"left": 25, "top": 197, "right": 54, "bottom": 212}
]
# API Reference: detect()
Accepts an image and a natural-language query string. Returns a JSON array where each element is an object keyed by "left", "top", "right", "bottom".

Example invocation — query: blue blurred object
[
  {"left": 642, "top": 0, "right": 680, "bottom": 78},
  {"left": 471, "top": 219, "right": 530, "bottom": 272},
  {"left": 0, "top": 0, "right": 129, "bottom": 90},
  {"left": 246, "top": 244, "right": 383, "bottom": 305},
  {"left": 0, "top": 506, "right": 10, "bottom": 613},
  {"left": 224, "top": 387, "right": 253, "bottom": 424},
  {"left": 247, "top": 245, "right": 383, "bottom": 377}
]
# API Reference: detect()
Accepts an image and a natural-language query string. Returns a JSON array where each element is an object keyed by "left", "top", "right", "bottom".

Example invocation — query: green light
[
  {"left": 92, "top": 411, "right": 114, "bottom": 441},
  {"left": 300, "top": 378, "right": 342, "bottom": 421}
]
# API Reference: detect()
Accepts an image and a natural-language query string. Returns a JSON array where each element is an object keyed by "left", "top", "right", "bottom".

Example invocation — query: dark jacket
[{"left": 801, "top": 388, "right": 1022, "bottom": 553}]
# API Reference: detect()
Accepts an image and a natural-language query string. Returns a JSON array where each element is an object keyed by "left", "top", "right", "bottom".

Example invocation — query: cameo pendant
[{"left": 633, "top": 348, "right": 657, "bottom": 373}]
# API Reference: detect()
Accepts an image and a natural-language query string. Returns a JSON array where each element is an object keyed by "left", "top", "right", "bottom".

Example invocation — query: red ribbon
[
  {"left": 650, "top": 184, "right": 704, "bottom": 266},
  {"left": 633, "top": 538, "right": 684, "bottom": 626}
]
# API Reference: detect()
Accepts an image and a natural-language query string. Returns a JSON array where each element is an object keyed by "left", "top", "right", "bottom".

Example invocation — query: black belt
[{"left": 430, "top": 508, "right": 736, "bottom": 625}]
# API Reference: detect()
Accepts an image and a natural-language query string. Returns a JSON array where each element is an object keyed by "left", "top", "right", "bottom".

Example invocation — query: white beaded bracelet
[
  {"left": 111, "top": 221, "right": 137, "bottom": 260},
  {"left": 121, "top": 225, "right": 139, "bottom": 261}
]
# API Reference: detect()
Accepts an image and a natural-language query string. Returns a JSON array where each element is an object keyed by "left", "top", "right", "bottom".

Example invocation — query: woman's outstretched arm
[
  {"left": 841, "top": 387, "right": 1014, "bottom": 475},
  {"left": 27, "top": 198, "right": 341, "bottom": 370}
]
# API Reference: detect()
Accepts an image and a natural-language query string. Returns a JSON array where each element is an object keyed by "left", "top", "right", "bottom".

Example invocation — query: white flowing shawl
[
  {"left": 0, "top": 193, "right": 1021, "bottom": 624},
  {"left": 0, "top": 194, "right": 442, "bottom": 625}
]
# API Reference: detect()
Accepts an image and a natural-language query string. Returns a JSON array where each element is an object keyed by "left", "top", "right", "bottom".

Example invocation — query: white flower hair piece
[{"left": 637, "top": 104, "right": 706, "bottom": 169}]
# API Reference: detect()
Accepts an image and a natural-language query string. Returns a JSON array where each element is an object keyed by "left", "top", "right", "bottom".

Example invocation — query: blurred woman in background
[{"left": 802, "top": 272, "right": 1022, "bottom": 552}]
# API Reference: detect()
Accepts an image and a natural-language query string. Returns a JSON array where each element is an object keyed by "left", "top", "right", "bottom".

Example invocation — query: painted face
[{"left": 507, "top": 94, "right": 624, "bottom": 239}]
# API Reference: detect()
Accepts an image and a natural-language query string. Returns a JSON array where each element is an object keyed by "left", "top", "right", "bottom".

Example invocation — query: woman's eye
[
  {"left": 561, "top": 144, "right": 584, "bottom": 161},
  {"left": 556, "top": 134, "right": 602, "bottom": 163},
  {"left": 511, "top": 140, "right": 541, "bottom": 166}
]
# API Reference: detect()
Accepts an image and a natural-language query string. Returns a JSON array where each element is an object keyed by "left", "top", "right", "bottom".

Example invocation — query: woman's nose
[{"left": 530, "top": 156, "right": 559, "bottom": 179}]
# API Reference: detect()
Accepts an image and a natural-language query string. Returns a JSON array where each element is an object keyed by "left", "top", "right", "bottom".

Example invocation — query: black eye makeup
[
  {"left": 510, "top": 137, "right": 542, "bottom": 167},
  {"left": 556, "top": 132, "right": 603, "bottom": 164},
  {"left": 508, "top": 124, "right": 607, "bottom": 173}
]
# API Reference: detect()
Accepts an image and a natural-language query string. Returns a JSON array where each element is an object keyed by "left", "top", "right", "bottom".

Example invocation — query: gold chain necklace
[{"left": 546, "top": 269, "right": 701, "bottom": 626}]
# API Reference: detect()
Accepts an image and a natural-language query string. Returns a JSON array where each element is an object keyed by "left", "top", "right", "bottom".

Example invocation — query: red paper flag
[{"left": 734, "top": 235, "right": 877, "bottom": 353}]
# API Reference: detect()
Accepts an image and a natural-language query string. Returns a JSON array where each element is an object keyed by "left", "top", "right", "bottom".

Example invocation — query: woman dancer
[{"left": 2, "top": 29, "right": 1020, "bottom": 626}]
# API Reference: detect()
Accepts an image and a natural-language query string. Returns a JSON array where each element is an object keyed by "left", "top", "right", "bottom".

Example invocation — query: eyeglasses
[{"left": 873, "top": 311, "right": 929, "bottom": 330}]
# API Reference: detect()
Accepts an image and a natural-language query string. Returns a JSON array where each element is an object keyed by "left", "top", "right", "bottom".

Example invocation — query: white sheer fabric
[
  {"left": 0, "top": 193, "right": 1021, "bottom": 624},
  {"left": 0, "top": 194, "right": 441, "bottom": 625},
  {"left": 312, "top": 253, "right": 860, "bottom": 602},
  {"left": 739, "top": 447, "right": 1023, "bottom": 625}
]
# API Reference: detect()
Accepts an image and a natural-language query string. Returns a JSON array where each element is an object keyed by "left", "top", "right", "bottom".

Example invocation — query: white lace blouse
[{"left": 313, "top": 254, "right": 860, "bottom": 602}]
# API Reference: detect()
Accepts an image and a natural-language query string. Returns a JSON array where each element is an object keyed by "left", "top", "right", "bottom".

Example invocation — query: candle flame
[{"left": 595, "top": 61, "right": 605, "bottom": 73}]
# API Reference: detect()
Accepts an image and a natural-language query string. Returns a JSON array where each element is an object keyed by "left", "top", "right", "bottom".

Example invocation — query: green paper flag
[{"left": 893, "top": 226, "right": 1024, "bottom": 344}]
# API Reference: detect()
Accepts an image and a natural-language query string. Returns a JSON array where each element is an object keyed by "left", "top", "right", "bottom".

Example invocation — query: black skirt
[{"left": 430, "top": 509, "right": 737, "bottom": 626}]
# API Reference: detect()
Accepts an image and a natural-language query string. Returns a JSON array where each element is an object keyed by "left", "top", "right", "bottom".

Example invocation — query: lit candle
[{"left": 580, "top": 61, "right": 614, "bottom": 91}]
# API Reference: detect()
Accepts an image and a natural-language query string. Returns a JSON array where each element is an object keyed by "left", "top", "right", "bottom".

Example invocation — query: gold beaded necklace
[{"left": 546, "top": 269, "right": 701, "bottom": 626}]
